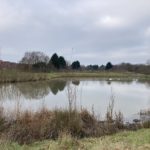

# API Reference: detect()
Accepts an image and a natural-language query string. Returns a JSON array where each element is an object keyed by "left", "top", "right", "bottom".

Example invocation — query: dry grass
[
  {"left": 0, "top": 103, "right": 148, "bottom": 145},
  {"left": 0, "top": 87, "right": 149, "bottom": 145},
  {"left": 0, "top": 105, "right": 126, "bottom": 144}
]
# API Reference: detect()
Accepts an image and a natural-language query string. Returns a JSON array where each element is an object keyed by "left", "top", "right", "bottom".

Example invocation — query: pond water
[{"left": 0, "top": 79, "right": 150, "bottom": 122}]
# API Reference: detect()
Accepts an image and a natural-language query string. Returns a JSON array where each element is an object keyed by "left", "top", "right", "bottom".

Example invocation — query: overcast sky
[{"left": 0, "top": 0, "right": 150, "bottom": 65}]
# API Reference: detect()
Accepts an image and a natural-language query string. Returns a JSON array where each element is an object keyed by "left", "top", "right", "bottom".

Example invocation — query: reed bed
[
  {"left": 0, "top": 103, "right": 149, "bottom": 144},
  {"left": 0, "top": 106, "right": 125, "bottom": 144}
]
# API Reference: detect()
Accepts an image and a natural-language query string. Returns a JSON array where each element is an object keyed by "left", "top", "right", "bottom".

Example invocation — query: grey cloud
[{"left": 0, "top": 0, "right": 150, "bottom": 64}]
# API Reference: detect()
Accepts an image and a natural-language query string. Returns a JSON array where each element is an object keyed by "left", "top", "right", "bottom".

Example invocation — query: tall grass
[
  {"left": 0, "top": 106, "right": 125, "bottom": 144},
  {"left": 0, "top": 104, "right": 149, "bottom": 144},
  {"left": 0, "top": 69, "right": 49, "bottom": 83},
  {"left": 0, "top": 85, "right": 149, "bottom": 145},
  {"left": 0, "top": 105, "right": 149, "bottom": 145}
]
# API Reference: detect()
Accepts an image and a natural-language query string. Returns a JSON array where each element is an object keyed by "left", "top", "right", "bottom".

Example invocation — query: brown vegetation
[
  {"left": 0, "top": 82, "right": 149, "bottom": 145},
  {"left": 0, "top": 107, "right": 122, "bottom": 144},
  {"left": 0, "top": 103, "right": 149, "bottom": 145}
]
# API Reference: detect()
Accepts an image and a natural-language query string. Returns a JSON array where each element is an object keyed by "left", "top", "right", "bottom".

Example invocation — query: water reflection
[
  {"left": 72, "top": 80, "right": 80, "bottom": 86},
  {"left": 0, "top": 84, "right": 21, "bottom": 100},
  {"left": 0, "top": 80, "right": 147, "bottom": 101},
  {"left": 0, "top": 79, "right": 149, "bottom": 120},
  {"left": 0, "top": 80, "right": 68, "bottom": 100},
  {"left": 48, "top": 80, "right": 66, "bottom": 95},
  {"left": 15, "top": 82, "right": 50, "bottom": 99}
]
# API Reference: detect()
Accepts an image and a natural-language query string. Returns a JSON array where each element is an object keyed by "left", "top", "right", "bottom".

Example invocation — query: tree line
[
  {"left": 19, "top": 51, "right": 114, "bottom": 72},
  {"left": 19, "top": 51, "right": 81, "bottom": 71},
  {"left": 10, "top": 51, "right": 150, "bottom": 74}
]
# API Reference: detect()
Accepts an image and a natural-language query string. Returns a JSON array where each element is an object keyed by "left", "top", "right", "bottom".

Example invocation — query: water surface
[{"left": 0, "top": 79, "right": 150, "bottom": 121}]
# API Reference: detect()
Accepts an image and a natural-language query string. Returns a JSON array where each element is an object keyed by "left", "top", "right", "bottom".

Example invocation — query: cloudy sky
[{"left": 0, "top": 0, "right": 150, "bottom": 65}]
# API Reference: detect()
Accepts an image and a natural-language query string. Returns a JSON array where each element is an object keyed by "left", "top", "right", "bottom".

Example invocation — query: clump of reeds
[
  {"left": 105, "top": 89, "right": 124, "bottom": 133},
  {"left": 0, "top": 104, "right": 149, "bottom": 144},
  {"left": 5, "top": 107, "right": 98, "bottom": 144},
  {"left": 1, "top": 103, "right": 125, "bottom": 145}
]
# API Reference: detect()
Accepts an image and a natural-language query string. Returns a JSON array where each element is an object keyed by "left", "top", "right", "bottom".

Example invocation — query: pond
[{"left": 0, "top": 79, "right": 150, "bottom": 122}]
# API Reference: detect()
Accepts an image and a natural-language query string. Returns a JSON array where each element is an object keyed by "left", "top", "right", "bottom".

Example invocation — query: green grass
[
  {"left": 1, "top": 69, "right": 150, "bottom": 83},
  {"left": 0, "top": 129, "right": 150, "bottom": 150},
  {"left": 48, "top": 71, "right": 150, "bottom": 83}
]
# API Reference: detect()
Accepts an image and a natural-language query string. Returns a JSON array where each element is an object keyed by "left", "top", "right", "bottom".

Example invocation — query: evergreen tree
[
  {"left": 71, "top": 61, "right": 80, "bottom": 69},
  {"left": 50, "top": 53, "right": 59, "bottom": 69},
  {"left": 58, "top": 56, "right": 66, "bottom": 69},
  {"left": 105, "top": 62, "right": 113, "bottom": 70}
]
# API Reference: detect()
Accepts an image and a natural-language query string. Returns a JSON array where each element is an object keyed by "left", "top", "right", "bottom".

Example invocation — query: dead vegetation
[{"left": 0, "top": 86, "right": 149, "bottom": 144}]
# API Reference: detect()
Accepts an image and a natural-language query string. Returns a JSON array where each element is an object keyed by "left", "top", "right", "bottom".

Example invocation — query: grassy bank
[
  {"left": 0, "top": 70, "right": 49, "bottom": 83},
  {"left": 1, "top": 69, "right": 150, "bottom": 83},
  {"left": 0, "top": 129, "right": 150, "bottom": 150},
  {"left": 48, "top": 71, "right": 150, "bottom": 81}
]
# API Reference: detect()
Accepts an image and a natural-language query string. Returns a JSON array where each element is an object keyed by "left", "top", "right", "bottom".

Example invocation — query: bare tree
[{"left": 20, "top": 51, "right": 49, "bottom": 65}]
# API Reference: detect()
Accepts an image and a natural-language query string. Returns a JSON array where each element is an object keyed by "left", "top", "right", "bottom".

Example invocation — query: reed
[
  {"left": 0, "top": 85, "right": 149, "bottom": 144},
  {"left": 0, "top": 104, "right": 123, "bottom": 144}
]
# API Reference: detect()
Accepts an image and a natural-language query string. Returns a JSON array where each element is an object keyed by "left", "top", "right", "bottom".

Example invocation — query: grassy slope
[
  {"left": 0, "top": 70, "right": 49, "bottom": 83},
  {"left": 47, "top": 71, "right": 150, "bottom": 82},
  {"left": 1, "top": 129, "right": 150, "bottom": 150},
  {"left": 1, "top": 69, "right": 150, "bottom": 83}
]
